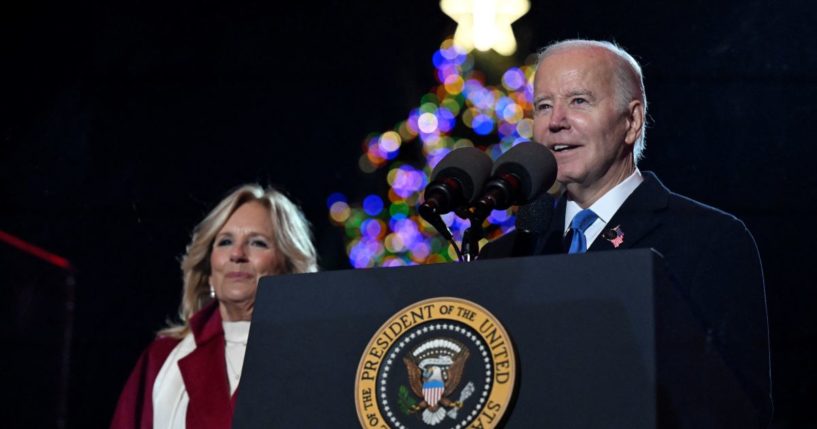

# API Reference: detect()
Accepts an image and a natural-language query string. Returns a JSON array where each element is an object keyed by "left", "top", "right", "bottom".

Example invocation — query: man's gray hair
[{"left": 537, "top": 39, "right": 648, "bottom": 163}]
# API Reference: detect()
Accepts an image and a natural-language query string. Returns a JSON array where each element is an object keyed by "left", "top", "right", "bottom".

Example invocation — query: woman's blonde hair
[{"left": 159, "top": 184, "right": 318, "bottom": 338}]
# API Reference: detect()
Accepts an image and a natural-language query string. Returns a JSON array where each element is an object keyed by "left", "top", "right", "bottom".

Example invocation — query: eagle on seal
[{"left": 403, "top": 337, "right": 471, "bottom": 425}]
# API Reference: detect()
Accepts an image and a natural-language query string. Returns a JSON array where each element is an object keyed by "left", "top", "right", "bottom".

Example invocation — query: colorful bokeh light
[{"left": 328, "top": 37, "right": 538, "bottom": 268}]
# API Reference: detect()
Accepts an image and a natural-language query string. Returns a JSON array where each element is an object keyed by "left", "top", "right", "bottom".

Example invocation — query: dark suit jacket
[{"left": 481, "top": 171, "right": 772, "bottom": 428}]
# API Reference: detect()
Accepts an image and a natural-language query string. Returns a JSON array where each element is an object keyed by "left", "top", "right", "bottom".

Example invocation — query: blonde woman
[{"left": 111, "top": 184, "right": 317, "bottom": 429}]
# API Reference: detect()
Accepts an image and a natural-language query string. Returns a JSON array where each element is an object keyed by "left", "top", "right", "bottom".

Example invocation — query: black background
[{"left": 1, "top": 0, "right": 815, "bottom": 427}]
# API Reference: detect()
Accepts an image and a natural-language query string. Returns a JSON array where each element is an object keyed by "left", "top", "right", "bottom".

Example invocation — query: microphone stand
[
  {"left": 419, "top": 205, "right": 486, "bottom": 263},
  {"left": 420, "top": 204, "right": 465, "bottom": 262},
  {"left": 460, "top": 208, "right": 486, "bottom": 262}
]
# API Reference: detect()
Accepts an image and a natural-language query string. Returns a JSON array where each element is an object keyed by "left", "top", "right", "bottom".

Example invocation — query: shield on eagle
[{"left": 403, "top": 337, "right": 472, "bottom": 425}]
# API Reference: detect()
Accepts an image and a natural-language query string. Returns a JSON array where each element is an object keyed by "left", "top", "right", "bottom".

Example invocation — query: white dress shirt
[
  {"left": 223, "top": 320, "right": 250, "bottom": 395},
  {"left": 564, "top": 169, "right": 644, "bottom": 249}
]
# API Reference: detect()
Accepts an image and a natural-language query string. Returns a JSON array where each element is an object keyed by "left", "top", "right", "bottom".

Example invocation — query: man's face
[{"left": 532, "top": 47, "right": 634, "bottom": 193}]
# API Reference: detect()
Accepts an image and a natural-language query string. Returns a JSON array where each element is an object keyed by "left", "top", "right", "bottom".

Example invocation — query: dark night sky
[{"left": 2, "top": 0, "right": 816, "bottom": 427}]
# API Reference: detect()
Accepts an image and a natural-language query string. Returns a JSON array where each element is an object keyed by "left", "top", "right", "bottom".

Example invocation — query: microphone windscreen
[
  {"left": 430, "top": 147, "right": 492, "bottom": 203},
  {"left": 492, "top": 142, "right": 557, "bottom": 203},
  {"left": 515, "top": 192, "right": 555, "bottom": 234}
]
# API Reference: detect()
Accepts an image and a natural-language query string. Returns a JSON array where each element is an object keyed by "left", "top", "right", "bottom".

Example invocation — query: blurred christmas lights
[{"left": 328, "top": 38, "right": 538, "bottom": 269}]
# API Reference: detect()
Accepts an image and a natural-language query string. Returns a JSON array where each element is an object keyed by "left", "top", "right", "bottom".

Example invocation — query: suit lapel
[
  {"left": 589, "top": 171, "right": 669, "bottom": 252},
  {"left": 178, "top": 303, "right": 233, "bottom": 429}
]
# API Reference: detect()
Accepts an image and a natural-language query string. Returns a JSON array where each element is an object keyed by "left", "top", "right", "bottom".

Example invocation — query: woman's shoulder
[
  {"left": 110, "top": 335, "right": 186, "bottom": 428},
  {"left": 141, "top": 335, "right": 184, "bottom": 364}
]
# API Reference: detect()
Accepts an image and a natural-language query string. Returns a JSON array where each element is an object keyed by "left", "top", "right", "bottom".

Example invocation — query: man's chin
[{"left": 556, "top": 172, "right": 583, "bottom": 186}]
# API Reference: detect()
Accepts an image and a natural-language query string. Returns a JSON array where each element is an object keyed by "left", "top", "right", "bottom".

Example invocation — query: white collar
[
  {"left": 222, "top": 320, "right": 251, "bottom": 344},
  {"left": 564, "top": 169, "right": 644, "bottom": 233}
]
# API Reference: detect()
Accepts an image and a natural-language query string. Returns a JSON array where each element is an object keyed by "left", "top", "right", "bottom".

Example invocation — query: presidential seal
[{"left": 355, "top": 297, "right": 516, "bottom": 429}]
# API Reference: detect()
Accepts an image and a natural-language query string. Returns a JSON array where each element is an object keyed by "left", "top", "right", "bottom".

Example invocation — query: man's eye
[
  {"left": 572, "top": 97, "right": 587, "bottom": 105},
  {"left": 536, "top": 103, "right": 551, "bottom": 112}
]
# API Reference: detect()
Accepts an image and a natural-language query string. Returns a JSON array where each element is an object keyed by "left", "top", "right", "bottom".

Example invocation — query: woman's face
[{"left": 209, "top": 201, "right": 281, "bottom": 321}]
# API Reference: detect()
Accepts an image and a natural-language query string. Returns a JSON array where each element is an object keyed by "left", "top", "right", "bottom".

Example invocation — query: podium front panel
[{"left": 234, "top": 249, "right": 666, "bottom": 428}]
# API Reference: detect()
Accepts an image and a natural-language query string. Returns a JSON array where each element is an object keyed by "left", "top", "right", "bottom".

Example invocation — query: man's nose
[{"left": 548, "top": 104, "right": 570, "bottom": 132}]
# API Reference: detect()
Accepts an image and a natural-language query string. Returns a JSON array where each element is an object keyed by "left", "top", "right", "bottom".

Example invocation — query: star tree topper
[{"left": 440, "top": 0, "right": 530, "bottom": 56}]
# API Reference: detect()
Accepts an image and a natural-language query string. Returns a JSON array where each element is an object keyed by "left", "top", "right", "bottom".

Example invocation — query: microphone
[
  {"left": 419, "top": 147, "right": 492, "bottom": 239},
  {"left": 509, "top": 192, "right": 556, "bottom": 256},
  {"left": 515, "top": 192, "right": 555, "bottom": 234},
  {"left": 472, "top": 142, "right": 557, "bottom": 221}
]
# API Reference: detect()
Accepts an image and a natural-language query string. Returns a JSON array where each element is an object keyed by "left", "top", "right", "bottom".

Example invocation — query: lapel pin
[{"left": 603, "top": 225, "right": 624, "bottom": 248}]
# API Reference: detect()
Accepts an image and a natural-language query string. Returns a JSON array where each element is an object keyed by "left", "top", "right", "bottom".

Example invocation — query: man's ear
[{"left": 624, "top": 100, "right": 644, "bottom": 146}]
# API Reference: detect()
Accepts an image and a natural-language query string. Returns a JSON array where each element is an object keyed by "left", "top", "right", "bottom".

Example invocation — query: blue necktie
[{"left": 568, "top": 209, "right": 599, "bottom": 254}]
